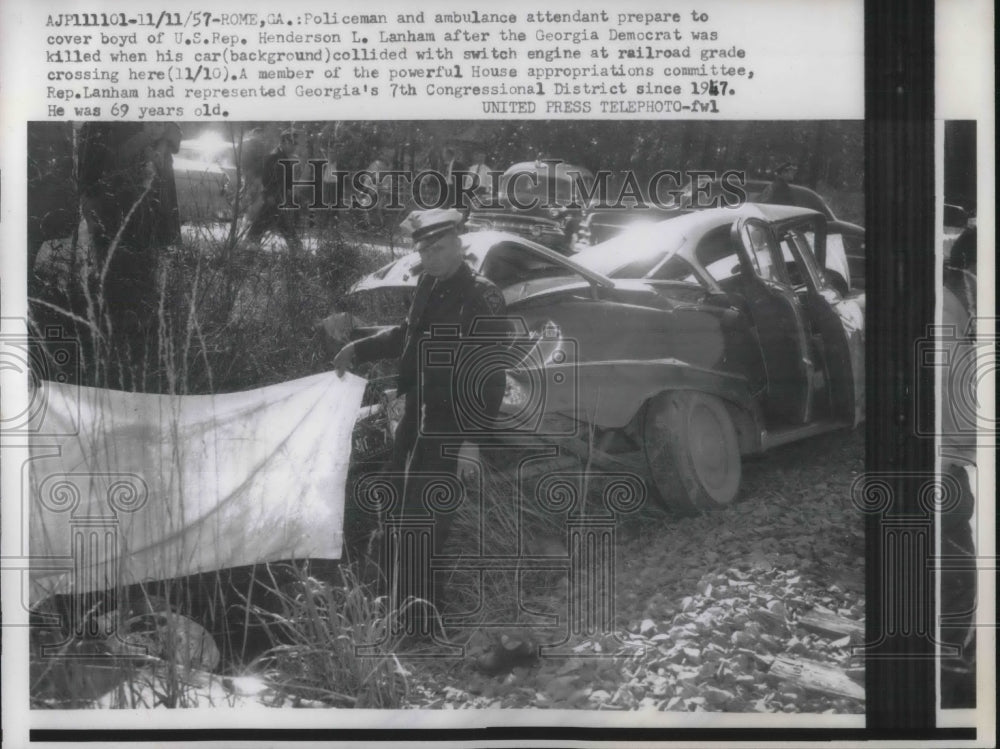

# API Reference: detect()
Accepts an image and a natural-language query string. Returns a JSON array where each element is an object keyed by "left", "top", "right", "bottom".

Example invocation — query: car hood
[{"left": 347, "top": 231, "right": 614, "bottom": 297}]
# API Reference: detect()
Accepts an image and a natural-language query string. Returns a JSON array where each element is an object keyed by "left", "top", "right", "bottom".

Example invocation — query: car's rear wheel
[{"left": 643, "top": 390, "right": 742, "bottom": 514}]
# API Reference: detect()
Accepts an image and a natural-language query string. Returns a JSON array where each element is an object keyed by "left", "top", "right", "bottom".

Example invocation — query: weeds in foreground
[
  {"left": 242, "top": 564, "right": 410, "bottom": 708},
  {"left": 28, "top": 179, "right": 403, "bottom": 708}
]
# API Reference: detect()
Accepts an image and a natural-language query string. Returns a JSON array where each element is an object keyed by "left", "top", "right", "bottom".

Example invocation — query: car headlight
[{"left": 529, "top": 224, "right": 543, "bottom": 237}]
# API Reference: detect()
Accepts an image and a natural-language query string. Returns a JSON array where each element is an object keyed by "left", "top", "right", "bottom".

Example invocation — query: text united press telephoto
[{"left": 24, "top": 119, "right": 872, "bottom": 712}]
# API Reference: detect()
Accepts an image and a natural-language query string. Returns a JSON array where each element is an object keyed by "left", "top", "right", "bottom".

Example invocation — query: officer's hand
[{"left": 332, "top": 342, "right": 356, "bottom": 377}]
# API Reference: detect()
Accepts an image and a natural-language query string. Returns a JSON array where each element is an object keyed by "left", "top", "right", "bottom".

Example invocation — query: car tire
[{"left": 643, "top": 390, "right": 742, "bottom": 514}]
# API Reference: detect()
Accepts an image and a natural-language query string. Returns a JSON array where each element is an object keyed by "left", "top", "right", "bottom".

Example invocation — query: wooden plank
[
  {"left": 769, "top": 656, "right": 865, "bottom": 702},
  {"left": 798, "top": 610, "right": 864, "bottom": 641}
]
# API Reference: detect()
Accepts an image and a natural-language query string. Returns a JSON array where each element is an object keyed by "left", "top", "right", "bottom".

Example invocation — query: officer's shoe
[{"left": 474, "top": 634, "right": 539, "bottom": 676}]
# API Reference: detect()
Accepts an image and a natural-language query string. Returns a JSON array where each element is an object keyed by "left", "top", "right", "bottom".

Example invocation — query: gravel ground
[{"left": 399, "top": 427, "right": 866, "bottom": 712}]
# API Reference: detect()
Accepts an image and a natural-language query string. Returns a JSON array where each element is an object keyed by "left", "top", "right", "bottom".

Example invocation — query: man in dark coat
[
  {"left": 333, "top": 209, "right": 529, "bottom": 668},
  {"left": 334, "top": 208, "right": 509, "bottom": 540},
  {"left": 77, "top": 121, "right": 182, "bottom": 335},
  {"left": 760, "top": 161, "right": 798, "bottom": 206},
  {"left": 245, "top": 129, "right": 303, "bottom": 254}
]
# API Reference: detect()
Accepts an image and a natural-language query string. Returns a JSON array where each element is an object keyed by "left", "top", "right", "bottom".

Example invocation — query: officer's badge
[{"left": 482, "top": 285, "right": 505, "bottom": 314}]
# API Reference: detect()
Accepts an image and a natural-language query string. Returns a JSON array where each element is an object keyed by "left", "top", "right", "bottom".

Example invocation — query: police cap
[{"left": 401, "top": 208, "right": 464, "bottom": 251}]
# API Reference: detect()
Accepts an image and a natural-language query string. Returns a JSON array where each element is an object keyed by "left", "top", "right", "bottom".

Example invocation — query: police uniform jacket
[{"left": 353, "top": 262, "right": 512, "bottom": 424}]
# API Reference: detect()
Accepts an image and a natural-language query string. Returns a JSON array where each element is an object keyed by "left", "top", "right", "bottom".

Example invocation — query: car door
[
  {"left": 731, "top": 217, "right": 815, "bottom": 426},
  {"left": 776, "top": 218, "right": 865, "bottom": 427}
]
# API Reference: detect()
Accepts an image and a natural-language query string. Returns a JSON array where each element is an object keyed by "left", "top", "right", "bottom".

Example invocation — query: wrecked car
[
  {"left": 344, "top": 205, "right": 865, "bottom": 514},
  {"left": 576, "top": 179, "right": 865, "bottom": 293}
]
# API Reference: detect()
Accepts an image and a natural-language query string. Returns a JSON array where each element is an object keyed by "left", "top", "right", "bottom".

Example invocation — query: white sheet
[{"left": 27, "top": 372, "right": 367, "bottom": 602}]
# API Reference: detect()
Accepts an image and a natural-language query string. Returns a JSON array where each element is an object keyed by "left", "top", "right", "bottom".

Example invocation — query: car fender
[{"left": 506, "top": 357, "right": 761, "bottom": 449}]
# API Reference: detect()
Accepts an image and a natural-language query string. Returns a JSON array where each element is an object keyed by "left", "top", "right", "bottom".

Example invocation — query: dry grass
[
  {"left": 27, "top": 177, "right": 403, "bottom": 708},
  {"left": 239, "top": 564, "right": 410, "bottom": 708}
]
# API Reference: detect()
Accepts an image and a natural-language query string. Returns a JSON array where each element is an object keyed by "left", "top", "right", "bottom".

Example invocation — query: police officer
[{"left": 333, "top": 209, "right": 518, "bottom": 653}]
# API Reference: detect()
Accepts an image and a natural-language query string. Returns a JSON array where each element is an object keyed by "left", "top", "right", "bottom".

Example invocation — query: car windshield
[{"left": 572, "top": 222, "right": 686, "bottom": 279}]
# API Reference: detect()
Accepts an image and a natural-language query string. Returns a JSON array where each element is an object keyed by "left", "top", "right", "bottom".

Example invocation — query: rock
[
  {"left": 702, "top": 648, "right": 723, "bottom": 663},
  {"left": 224, "top": 675, "right": 268, "bottom": 696},
  {"left": 695, "top": 611, "right": 716, "bottom": 629},
  {"left": 682, "top": 647, "right": 702, "bottom": 664},
  {"left": 685, "top": 696, "right": 707, "bottom": 710},
  {"left": 662, "top": 695, "right": 683, "bottom": 710},
  {"left": 766, "top": 600, "right": 787, "bottom": 618},
  {"left": 678, "top": 682, "right": 700, "bottom": 698},
  {"left": 731, "top": 630, "right": 754, "bottom": 648},
  {"left": 710, "top": 631, "right": 731, "bottom": 648},
  {"left": 787, "top": 638, "right": 809, "bottom": 655},
  {"left": 703, "top": 686, "right": 736, "bottom": 707},
  {"left": 545, "top": 675, "right": 579, "bottom": 702},
  {"left": 589, "top": 689, "right": 612, "bottom": 705},
  {"left": 752, "top": 607, "right": 787, "bottom": 634},
  {"left": 650, "top": 676, "right": 671, "bottom": 697},
  {"left": 698, "top": 661, "right": 718, "bottom": 679},
  {"left": 758, "top": 634, "right": 783, "bottom": 652},
  {"left": 639, "top": 618, "right": 657, "bottom": 635}
]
